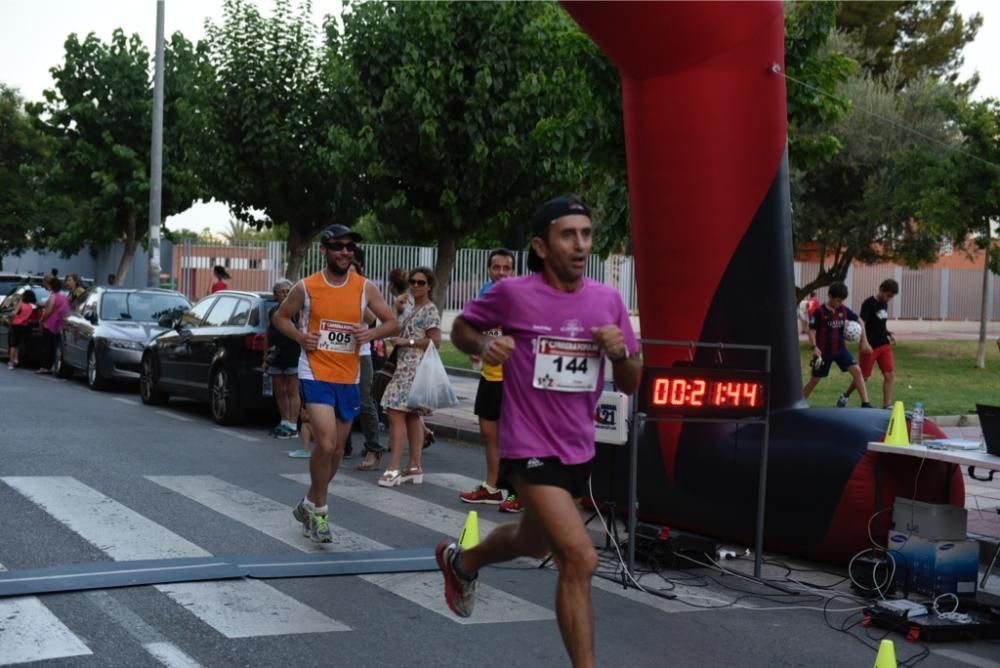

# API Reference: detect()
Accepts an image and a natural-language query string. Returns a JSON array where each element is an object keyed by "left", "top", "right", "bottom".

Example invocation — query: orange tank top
[{"left": 298, "top": 270, "right": 367, "bottom": 383}]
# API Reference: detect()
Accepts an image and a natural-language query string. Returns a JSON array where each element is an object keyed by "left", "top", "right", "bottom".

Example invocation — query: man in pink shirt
[{"left": 438, "top": 196, "right": 641, "bottom": 668}]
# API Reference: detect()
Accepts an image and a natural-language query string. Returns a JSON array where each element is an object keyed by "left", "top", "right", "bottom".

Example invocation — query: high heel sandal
[
  {"left": 357, "top": 451, "right": 383, "bottom": 471},
  {"left": 400, "top": 467, "right": 424, "bottom": 485},
  {"left": 378, "top": 469, "right": 401, "bottom": 487},
  {"left": 422, "top": 430, "right": 435, "bottom": 450}
]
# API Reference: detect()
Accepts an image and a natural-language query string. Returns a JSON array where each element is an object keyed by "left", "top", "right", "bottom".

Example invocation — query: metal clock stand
[{"left": 622, "top": 340, "right": 779, "bottom": 587}]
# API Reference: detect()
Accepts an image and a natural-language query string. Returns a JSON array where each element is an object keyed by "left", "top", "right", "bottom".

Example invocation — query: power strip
[{"left": 876, "top": 599, "right": 929, "bottom": 619}]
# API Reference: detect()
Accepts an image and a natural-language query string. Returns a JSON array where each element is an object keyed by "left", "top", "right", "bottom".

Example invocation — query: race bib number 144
[{"left": 532, "top": 336, "right": 601, "bottom": 392}]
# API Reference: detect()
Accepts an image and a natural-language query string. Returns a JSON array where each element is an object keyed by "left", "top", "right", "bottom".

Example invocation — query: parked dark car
[
  {"left": 56, "top": 288, "right": 191, "bottom": 390},
  {"left": 0, "top": 273, "right": 32, "bottom": 297},
  {"left": 140, "top": 290, "right": 279, "bottom": 425},
  {"left": 0, "top": 282, "right": 51, "bottom": 365}
]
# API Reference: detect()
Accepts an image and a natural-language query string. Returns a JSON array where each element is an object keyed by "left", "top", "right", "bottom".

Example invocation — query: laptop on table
[{"left": 976, "top": 404, "right": 1000, "bottom": 456}]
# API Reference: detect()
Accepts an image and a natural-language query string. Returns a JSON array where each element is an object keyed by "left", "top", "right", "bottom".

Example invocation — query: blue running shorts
[{"left": 300, "top": 380, "right": 361, "bottom": 422}]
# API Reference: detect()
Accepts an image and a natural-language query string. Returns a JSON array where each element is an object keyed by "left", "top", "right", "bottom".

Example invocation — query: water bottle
[
  {"left": 262, "top": 372, "right": 273, "bottom": 398},
  {"left": 910, "top": 402, "right": 924, "bottom": 444}
]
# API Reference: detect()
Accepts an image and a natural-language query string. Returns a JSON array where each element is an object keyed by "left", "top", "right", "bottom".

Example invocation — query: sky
[{"left": 1, "top": 0, "right": 998, "bottom": 234}]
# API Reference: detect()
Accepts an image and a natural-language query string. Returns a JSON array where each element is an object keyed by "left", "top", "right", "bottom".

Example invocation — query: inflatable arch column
[{"left": 564, "top": 1, "right": 962, "bottom": 563}]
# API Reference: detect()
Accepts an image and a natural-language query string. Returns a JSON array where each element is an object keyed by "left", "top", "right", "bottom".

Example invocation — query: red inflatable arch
[{"left": 564, "top": 1, "right": 962, "bottom": 564}]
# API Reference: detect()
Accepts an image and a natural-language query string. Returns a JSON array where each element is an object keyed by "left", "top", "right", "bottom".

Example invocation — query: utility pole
[{"left": 147, "top": 0, "right": 165, "bottom": 288}]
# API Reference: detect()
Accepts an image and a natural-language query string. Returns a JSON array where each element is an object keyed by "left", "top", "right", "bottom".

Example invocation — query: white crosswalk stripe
[
  {"left": 1, "top": 477, "right": 348, "bottom": 639},
  {"left": 148, "top": 475, "right": 553, "bottom": 624},
  {"left": 0, "top": 562, "right": 92, "bottom": 666},
  {"left": 354, "top": 472, "right": 738, "bottom": 614}
]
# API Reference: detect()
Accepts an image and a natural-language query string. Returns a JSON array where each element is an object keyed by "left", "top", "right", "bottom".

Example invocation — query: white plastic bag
[{"left": 407, "top": 344, "right": 459, "bottom": 411}]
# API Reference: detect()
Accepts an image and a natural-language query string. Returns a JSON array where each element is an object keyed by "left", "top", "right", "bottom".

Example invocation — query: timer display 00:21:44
[{"left": 650, "top": 378, "right": 762, "bottom": 408}]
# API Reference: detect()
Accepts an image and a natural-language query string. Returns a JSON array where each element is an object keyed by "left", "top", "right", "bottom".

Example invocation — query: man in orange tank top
[{"left": 274, "top": 224, "right": 399, "bottom": 543}]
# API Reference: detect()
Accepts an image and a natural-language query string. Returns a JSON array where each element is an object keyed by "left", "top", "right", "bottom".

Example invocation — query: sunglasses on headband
[
  {"left": 408, "top": 278, "right": 428, "bottom": 286},
  {"left": 324, "top": 241, "right": 358, "bottom": 252}
]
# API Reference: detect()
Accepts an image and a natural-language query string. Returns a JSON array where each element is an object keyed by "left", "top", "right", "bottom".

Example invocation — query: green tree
[
  {"left": 903, "top": 98, "right": 1000, "bottom": 369},
  {"left": 341, "top": 0, "right": 621, "bottom": 303},
  {"left": 164, "top": 226, "right": 215, "bottom": 243},
  {"left": 202, "top": 0, "right": 369, "bottom": 279},
  {"left": 836, "top": 1, "right": 982, "bottom": 88},
  {"left": 27, "top": 30, "right": 208, "bottom": 284},
  {"left": 785, "top": 1, "right": 857, "bottom": 169},
  {"left": 791, "top": 55, "right": 957, "bottom": 298},
  {"left": 0, "top": 84, "right": 52, "bottom": 265}
]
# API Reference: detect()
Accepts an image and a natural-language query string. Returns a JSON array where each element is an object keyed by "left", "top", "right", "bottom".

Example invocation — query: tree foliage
[
  {"left": 26, "top": 30, "right": 208, "bottom": 283},
  {"left": 203, "top": 0, "right": 370, "bottom": 279},
  {"left": 0, "top": 84, "right": 51, "bottom": 263},
  {"left": 837, "top": 1, "right": 982, "bottom": 89},
  {"left": 900, "top": 98, "right": 1000, "bottom": 368},
  {"left": 340, "top": 0, "right": 621, "bottom": 302},
  {"left": 791, "top": 55, "right": 957, "bottom": 297},
  {"left": 784, "top": 1, "right": 857, "bottom": 169}
]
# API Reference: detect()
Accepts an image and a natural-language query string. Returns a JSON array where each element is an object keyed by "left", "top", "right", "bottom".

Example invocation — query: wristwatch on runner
[{"left": 409, "top": 338, "right": 415, "bottom": 347}]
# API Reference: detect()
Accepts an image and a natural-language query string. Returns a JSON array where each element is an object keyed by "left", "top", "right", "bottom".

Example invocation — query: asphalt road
[{"left": 1, "top": 368, "right": 997, "bottom": 668}]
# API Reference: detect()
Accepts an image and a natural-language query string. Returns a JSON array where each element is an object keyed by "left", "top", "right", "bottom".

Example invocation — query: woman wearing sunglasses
[{"left": 378, "top": 267, "right": 442, "bottom": 487}]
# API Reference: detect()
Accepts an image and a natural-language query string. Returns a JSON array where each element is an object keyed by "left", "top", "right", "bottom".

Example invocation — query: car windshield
[
  {"left": 0, "top": 278, "right": 22, "bottom": 296},
  {"left": 100, "top": 293, "right": 191, "bottom": 322}
]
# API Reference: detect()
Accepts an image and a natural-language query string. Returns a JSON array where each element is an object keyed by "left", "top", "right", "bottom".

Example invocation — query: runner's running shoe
[
  {"left": 459, "top": 483, "right": 503, "bottom": 505},
  {"left": 276, "top": 426, "right": 299, "bottom": 440},
  {"left": 499, "top": 494, "right": 523, "bottom": 513},
  {"left": 835, "top": 394, "right": 849, "bottom": 408},
  {"left": 309, "top": 512, "right": 332, "bottom": 543},
  {"left": 292, "top": 499, "right": 310, "bottom": 536},
  {"left": 435, "top": 540, "right": 476, "bottom": 618}
]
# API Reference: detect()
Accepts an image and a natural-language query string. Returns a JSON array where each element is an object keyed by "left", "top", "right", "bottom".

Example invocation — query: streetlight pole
[{"left": 147, "top": 0, "right": 165, "bottom": 288}]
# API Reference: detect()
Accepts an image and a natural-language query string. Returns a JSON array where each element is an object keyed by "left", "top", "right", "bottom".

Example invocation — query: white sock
[
  {"left": 314, "top": 505, "right": 328, "bottom": 514},
  {"left": 282, "top": 420, "right": 296, "bottom": 429},
  {"left": 303, "top": 497, "right": 316, "bottom": 511}
]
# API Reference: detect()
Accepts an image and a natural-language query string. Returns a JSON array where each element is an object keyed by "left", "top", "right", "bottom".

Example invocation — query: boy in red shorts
[{"left": 837, "top": 279, "right": 898, "bottom": 409}]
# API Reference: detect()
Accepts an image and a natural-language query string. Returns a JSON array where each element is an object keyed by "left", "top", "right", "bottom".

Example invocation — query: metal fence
[
  {"left": 795, "top": 261, "right": 998, "bottom": 321},
  {"left": 173, "top": 240, "right": 640, "bottom": 313},
  {"left": 169, "top": 241, "right": 997, "bottom": 320}
]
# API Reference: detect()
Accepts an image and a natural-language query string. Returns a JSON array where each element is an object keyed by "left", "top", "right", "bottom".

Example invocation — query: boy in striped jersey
[{"left": 803, "top": 281, "right": 873, "bottom": 407}]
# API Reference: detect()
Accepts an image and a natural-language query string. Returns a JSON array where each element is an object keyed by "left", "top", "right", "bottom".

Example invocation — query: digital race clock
[{"left": 639, "top": 366, "right": 769, "bottom": 419}]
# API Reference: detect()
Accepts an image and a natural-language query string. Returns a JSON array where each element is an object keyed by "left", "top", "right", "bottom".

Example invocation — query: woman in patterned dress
[{"left": 378, "top": 267, "right": 442, "bottom": 487}]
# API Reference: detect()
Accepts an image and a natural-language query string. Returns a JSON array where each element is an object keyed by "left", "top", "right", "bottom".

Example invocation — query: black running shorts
[
  {"left": 473, "top": 377, "right": 503, "bottom": 421},
  {"left": 500, "top": 456, "right": 594, "bottom": 500}
]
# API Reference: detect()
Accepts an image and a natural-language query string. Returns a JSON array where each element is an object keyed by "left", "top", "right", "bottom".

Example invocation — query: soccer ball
[{"left": 844, "top": 320, "right": 862, "bottom": 342}]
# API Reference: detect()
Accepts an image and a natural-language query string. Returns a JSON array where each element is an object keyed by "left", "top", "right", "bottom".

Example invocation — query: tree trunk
[
  {"left": 433, "top": 232, "right": 457, "bottom": 309},
  {"left": 113, "top": 213, "right": 138, "bottom": 286},
  {"left": 976, "top": 226, "right": 991, "bottom": 369},
  {"left": 285, "top": 224, "right": 307, "bottom": 282}
]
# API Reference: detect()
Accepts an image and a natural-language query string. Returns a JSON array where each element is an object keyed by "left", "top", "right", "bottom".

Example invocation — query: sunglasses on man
[
  {"left": 324, "top": 241, "right": 358, "bottom": 252},
  {"left": 408, "top": 278, "right": 428, "bottom": 286}
]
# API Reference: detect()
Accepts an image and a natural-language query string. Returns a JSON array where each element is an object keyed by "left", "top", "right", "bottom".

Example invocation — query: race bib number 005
[
  {"left": 533, "top": 336, "right": 601, "bottom": 392},
  {"left": 317, "top": 319, "right": 356, "bottom": 354}
]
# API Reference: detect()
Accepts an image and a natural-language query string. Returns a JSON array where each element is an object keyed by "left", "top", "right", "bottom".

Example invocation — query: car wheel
[
  {"left": 210, "top": 366, "right": 244, "bottom": 425},
  {"left": 139, "top": 354, "right": 168, "bottom": 405},
  {"left": 54, "top": 343, "right": 73, "bottom": 379},
  {"left": 86, "top": 346, "right": 109, "bottom": 391}
]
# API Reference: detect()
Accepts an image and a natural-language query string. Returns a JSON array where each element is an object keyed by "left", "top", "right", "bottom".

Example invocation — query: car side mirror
[
  {"left": 87, "top": 312, "right": 98, "bottom": 324},
  {"left": 157, "top": 316, "right": 174, "bottom": 328}
]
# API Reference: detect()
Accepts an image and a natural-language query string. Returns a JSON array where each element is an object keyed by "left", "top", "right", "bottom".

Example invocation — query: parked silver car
[{"left": 56, "top": 288, "right": 191, "bottom": 390}]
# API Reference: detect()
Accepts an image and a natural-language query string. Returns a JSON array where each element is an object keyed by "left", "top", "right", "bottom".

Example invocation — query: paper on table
[{"left": 923, "top": 438, "right": 983, "bottom": 451}]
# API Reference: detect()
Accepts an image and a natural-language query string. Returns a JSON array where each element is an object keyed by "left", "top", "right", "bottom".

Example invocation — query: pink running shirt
[{"left": 461, "top": 273, "right": 638, "bottom": 465}]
